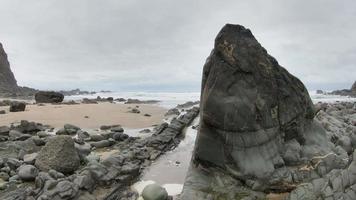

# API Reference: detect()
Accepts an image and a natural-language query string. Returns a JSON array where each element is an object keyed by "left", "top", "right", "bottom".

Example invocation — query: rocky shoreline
[{"left": 0, "top": 103, "right": 199, "bottom": 200}]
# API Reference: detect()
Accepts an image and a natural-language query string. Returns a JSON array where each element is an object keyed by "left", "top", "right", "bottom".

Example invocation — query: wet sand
[{"left": 0, "top": 102, "right": 167, "bottom": 129}]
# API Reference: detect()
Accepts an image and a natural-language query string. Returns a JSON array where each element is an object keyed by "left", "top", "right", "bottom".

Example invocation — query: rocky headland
[
  {"left": 330, "top": 81, "right": 356, "bottom": 97},
  {"left": 0, "top": 43, "right": 37, "bottom": 99}
]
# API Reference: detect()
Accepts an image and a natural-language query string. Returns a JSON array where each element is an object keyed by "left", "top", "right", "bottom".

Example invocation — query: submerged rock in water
[{"left": 181, "top": 24, "right": 335, "bottom": 199}]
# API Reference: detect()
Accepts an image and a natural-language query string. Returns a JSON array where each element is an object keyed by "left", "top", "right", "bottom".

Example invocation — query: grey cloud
[{"left": 0, "top": 0, "right": 355, "bottom": 91}]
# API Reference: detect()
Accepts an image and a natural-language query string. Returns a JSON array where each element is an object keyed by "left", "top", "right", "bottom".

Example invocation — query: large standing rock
[
  {"left": 181, "top": 24, "right": 332, "bottom": 199},
  {"left": 35, "top": 91, "right": 64, "bottom": 103},
  {"left": 351, "top": 81, "right": 356, "bottom": 93},
  {"left": 35, "top": 136, "right": 80, "bottom": 174}
]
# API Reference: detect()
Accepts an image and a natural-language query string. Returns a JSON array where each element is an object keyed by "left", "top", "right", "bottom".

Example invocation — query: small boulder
[
  {"left": 35, "top": 136, "right": 80, "bottom": 174},
  {"left": 64, "top": 124, "right": 81, "bottom": 135},
  {"left": 142, "top": 184, "right": 168, "bottom": 200},
  {"left": 0, "top": 126, "right": 10, "bottom": 136},
  {"left": 8, "top": 130, "right": 31, "bottom": 141},
  {"left": 130, "top": 108, "right": 141, "bottom": 114},
  {"left": 35, "top": 91, "right": 64, "bottom": 103},
  {"left": 23, "top": 153, "right": 38, "bottom": 164},
  {"left": 77, "top": 130, "right": 90, "bottom": 139},
  {"left": 17, "top": 165, "right": 38, "bottom": 181},
  {"left": 0, "top": 110, "right": 5, "bottom": 114},
  {"left": 9, "top": 101, "right": 26, "bottom": 112},
  {"left": 111, "top": 126, "right": 124, "bottom": 133},
  {"left": 113, "top": 133, "right": 129, "bottom": 141}
]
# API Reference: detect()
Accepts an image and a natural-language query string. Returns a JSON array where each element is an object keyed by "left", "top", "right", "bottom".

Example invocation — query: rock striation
[{"left": 181, "top": 24, "right": 341, "bottom": 199}]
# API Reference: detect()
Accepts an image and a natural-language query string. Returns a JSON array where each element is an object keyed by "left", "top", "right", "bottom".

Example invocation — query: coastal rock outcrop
[
  {"left": 352, "top": 81, "right": 356, "bottom": 93},
  {"left": 35, "top": 91, "right": 64, "bottom": 103},
  {"left": 0, "top": 43, "right": 18, "bottom": 93},
  {"left": 330, "top": 81, "right": 356, "bottom": 97},
  {"left": 181, "top": 24, "right": 335, "bottom": 199}
]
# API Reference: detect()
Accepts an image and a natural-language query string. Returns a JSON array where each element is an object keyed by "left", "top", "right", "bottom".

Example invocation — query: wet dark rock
[
  {"left": 144, "top": 113, "right": 151, "bottom": 117},
  {"left": 125, "top": 99, "right": 160, "bottom": 104},
  {"left": 111, "top": 126, "right": 124, "bottom": 133},
  {"left": 9, "top": 101, "right": 26, "bottom": 112},
  {"left": 115, "top": 97, "right": 126, "bottom": 102},
  {"left": 35, "top": 91, "right": 64, "bottom": 103},
  {"left": 35, "top": 136, "right": 80, "bottom": 174},
  {"left": 0, "top": 110, "right": 5, "bottom": 114},
  {"left": 316, "top": 90, "right": 324, "bottom": 94},
  {"left": 82, "top": 98, "right": 98, "bottom": 104},
  {"left": 113, "top": 133, "right": 129, "bottom": 141}
]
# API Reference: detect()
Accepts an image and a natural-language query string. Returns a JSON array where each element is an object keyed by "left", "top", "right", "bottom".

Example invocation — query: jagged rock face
[
  {"left": 352, "top": 81, "right": 356, "bottom": 93},
  {"left": 0, "top": 43, "right": 18, "bottom": 92},
  {"left": 182, "top": 24, "right": 333, "bottom": 199},
  {"left": 195, "top": 24, "right": 315, "bottom": 179}
]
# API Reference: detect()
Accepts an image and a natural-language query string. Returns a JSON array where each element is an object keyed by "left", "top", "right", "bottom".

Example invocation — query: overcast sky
[{"left": 0, "top": 0, "right": 355, "bottom": 92}]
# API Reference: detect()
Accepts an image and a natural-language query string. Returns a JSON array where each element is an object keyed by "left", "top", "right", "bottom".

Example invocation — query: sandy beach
[{"left": 0, "top": 102, "right": 167, "bottom": 129}]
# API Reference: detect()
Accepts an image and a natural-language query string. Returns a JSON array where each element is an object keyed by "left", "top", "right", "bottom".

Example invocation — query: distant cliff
[
  {"left": 0, "top": 43, "right": 18, "bottom": 92},
  {"left": 330, "top": 81, "right": 356, "bottom": 97},
  {"left": 0, "top": 42, "right": 37, "bottom": 98}
]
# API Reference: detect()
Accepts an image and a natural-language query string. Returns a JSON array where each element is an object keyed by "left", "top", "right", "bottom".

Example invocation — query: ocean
[{"left": 66, "top": 91, "right": 356, "bottom": 109}]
